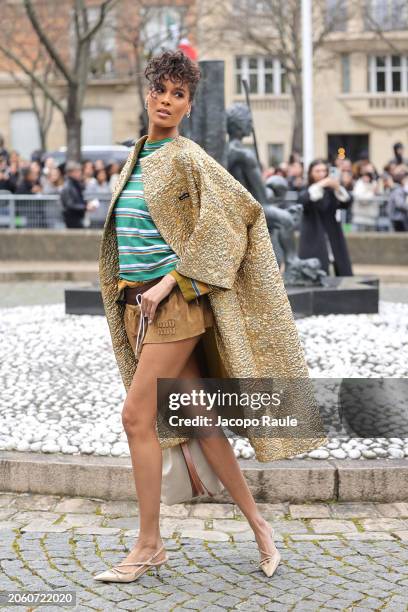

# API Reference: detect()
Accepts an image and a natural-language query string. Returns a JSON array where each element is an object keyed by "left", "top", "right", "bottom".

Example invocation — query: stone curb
[
  {"left": 1, "top": 452, "right": 407, "bottom": 503},
  {"left": 0, "top": 261, "right": 98, "bottom": 282}
]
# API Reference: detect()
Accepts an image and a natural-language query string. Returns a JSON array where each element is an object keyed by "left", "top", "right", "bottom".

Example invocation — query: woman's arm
[
  {"left": 298, "top": 184, "right": 329, "bottom": 213},
  {"left": 333, "top": 185, "right": 353, "bottom": 210}
]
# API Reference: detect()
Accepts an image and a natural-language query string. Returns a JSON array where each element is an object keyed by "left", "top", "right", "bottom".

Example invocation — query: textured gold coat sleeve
[
  {"left": 173, "top": 150, "right": 265, "bottom": 290},
  {"left": 168, "top": 269, "right": 211, "bottom": 302}
]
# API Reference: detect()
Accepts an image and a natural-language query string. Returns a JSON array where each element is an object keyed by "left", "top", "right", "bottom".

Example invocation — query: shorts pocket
[{"left": 123, "top": 304, "right": 140, "bottom": 352}]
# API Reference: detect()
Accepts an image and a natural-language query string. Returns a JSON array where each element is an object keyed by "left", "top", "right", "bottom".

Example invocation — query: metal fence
[
  {"left": 0, "top": 192, "right": 112, "bottom": 229},
  {"left": 0, "top": 191, "right": 394, "bottom": 232}
]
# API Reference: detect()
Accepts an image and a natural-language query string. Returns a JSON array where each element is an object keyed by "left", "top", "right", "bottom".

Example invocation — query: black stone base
[
  {"left": 65, "top": 275, "right": 379, "bottom": 318},
  {"left": 287, "top": 275, "right": 379, "bottom": 318},
  {"left": 65, "top": 285, "right": 105, "bottom": 316}
]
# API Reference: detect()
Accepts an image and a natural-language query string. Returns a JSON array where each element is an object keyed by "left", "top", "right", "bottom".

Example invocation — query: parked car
[{"left": 43, "top": 145, "right": 131, "bottom": 166}]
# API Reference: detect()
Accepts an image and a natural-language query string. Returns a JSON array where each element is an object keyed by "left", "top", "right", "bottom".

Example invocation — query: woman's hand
[
  {"left": 319, "top": 176, "right": 340, "bottom": 191},
  {"left": 139, "top": 274, "right": 177, "bottom": 324}
]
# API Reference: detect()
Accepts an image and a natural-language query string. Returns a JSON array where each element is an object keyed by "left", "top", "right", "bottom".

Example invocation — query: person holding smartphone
[
  {"left": 352, "top": 163, "right": 381, "bottom": 231},
  {"left": 298, "top": 159, "right": 353, "bottom": 276}
]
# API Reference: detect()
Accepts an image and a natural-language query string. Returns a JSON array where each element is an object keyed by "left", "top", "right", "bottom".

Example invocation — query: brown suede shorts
[{"left": 123, "top": 284, "right": 214, "bottom": 359}]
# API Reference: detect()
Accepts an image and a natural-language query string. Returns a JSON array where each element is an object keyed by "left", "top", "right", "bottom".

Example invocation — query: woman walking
[
  {"left": 298, "top": 159, "right": 353, "bottom": 276},
  {"left": 97, "top": 50, "right": 327, "bottom": 583}
]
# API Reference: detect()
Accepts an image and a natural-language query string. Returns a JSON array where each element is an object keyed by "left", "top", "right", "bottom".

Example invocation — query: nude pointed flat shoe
[
  {"left": 258, "top": 526, "right": 281, "bottom": 578},
  {"left": 94, "top": 544, "right": 168, "bottom": 583}
]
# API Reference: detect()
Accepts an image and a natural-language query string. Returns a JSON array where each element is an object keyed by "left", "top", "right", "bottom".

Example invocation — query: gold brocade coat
[{"left": 98, "top": 134, "right": 328, "bottom": 462}]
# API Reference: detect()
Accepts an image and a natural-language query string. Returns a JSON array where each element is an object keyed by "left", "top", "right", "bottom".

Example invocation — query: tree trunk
[
  {"left": 65, "top": 86, "right": 81, "bottom": 162},
  {"left": 66, "top": 115, "right": 82, "bottom": 162},
  {"left": 39, "top": 123, "right": 47, "bottom": 152},
  {"left": 291, "top": 82, "right": 303, "bottom": 155}
]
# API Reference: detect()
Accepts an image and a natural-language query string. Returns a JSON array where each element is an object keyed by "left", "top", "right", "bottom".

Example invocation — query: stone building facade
[{"left": 0, "top": 0, "right": 407, "bottom": 170}]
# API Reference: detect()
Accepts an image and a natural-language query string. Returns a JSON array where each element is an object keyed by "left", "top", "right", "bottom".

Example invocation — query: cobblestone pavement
[{"left": 0, "top": 493, "right": 407, "bottom": 611}]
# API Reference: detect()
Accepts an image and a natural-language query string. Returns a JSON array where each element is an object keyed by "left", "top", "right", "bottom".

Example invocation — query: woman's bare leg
[
  {"left": 118, "top": 335, "right": 202, "bottom": 571},
  {"left": 180, "top": 349, "right": 278, "bottom": 558}
]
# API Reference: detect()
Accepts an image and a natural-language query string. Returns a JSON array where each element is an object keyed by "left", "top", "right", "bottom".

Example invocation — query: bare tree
[
  {"left": 361, "top": 0, "right": 408, "bottom": 53},
  {"left": 0, "top": 0, "right": 120, "bottom": 161},
  {"left": 200, "top": 0, "right": 356, "bottom": 154},
  {"left": 2, "top": 45, "right": 58, "bottom": 151},
  {"left": 200, "top": 0, "right": 372, "bottom": 152}
]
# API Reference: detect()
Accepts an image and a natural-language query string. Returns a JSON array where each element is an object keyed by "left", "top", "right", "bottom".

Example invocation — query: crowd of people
[
  {"left": 260, "top": 141, "right": 408, "bottom": 277},
  {"left": 0, "top": 134, "right": 123, "bottom": 228},
  {"left": 263, "top": 141, "right": 408, "bottom": 233},
  {"left": 1, "top": 133, "right": 408, "bottom": 235}
]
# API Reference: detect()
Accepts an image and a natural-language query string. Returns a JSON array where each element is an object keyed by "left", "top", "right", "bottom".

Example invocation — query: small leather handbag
[{"left": 161, "top": 439, "right": 225, "bottom": 505}]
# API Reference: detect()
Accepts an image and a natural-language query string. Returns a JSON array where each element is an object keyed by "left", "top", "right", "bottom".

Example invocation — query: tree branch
[
  {"left": 23, "top": 0, "right": 74, "bottom": 84},
  {"left": 74, "top": 0, "right": 83, "bottom": 41},
  {"left": 80, "top": 0, "right": 120, "bottom": 45},
  {"left": 0, "top": 42, "right": 65, "bottom": 115},
  {"left": 361, "top": 2, "right": 403, "bottom": 54}
]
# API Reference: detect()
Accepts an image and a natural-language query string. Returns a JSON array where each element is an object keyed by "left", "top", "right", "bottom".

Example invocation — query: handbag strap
[{"left": 180, "top": 441, "right": 207, "bottom": 497}]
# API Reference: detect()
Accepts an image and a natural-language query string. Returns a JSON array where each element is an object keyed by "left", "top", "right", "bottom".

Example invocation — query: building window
[
  {"left": 368, "top": 54, "right": 408, "bottom": 92},
  {"left": 235, "top": 56, "right": 286, "bottom": 95},
  {"left": 341, "top": 53, "right": 351, "bottom": 93},
  {"left": 326, "top": 0, "right": 348, "bottom": 31},
  {"left": 81, "top": 108, "right": 112, "bottom": 145},
  {"left": 10, "top": 110, "right": 40, "bottom": 160},
  {"left": 364, "top": 0, "right": 408, "bottom": 31},
  {"left": 267, "top": 143, "right": 284, "bottom": 166}
]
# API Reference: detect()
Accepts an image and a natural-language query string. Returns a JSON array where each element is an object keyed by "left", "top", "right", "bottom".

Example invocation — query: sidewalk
[
  {"left": 1, "top": 492, "right": 407, "bottom": 611},
  {"left": 1, "top": 261, "right": 408, "bottom": 283}
]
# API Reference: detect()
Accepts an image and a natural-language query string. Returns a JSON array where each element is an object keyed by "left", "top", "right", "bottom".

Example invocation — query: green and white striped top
[{"left": 114, "top": 136, "right": 179, "bottom": 281}]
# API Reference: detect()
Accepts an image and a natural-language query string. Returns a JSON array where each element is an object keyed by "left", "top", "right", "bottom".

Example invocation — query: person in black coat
[
  {"left": 0, "top": 155, "right": 15, "bottom": 192},
  {"left": 60, "top": 161, "right": 96, "bottom": 228},
  {"left": 15, "top": 166, "right": 42, "bottom": 194},
  {"left": 298, "top": 159, "right": 353, "bottom": 276}
]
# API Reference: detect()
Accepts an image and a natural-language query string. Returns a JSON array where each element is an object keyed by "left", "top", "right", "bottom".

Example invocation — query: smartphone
[{"left": 329, "top": 166, "right": 340, "bottom": 179}]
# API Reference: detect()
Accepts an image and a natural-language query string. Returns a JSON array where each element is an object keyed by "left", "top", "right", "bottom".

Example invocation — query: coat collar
[{"left": 130, "top": 133, "right": 185, "bottom": 172}]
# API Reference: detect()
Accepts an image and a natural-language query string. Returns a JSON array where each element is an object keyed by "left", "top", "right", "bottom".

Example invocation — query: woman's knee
[{"left": 121, "top": 394, "right": 156, "bottom": 437}]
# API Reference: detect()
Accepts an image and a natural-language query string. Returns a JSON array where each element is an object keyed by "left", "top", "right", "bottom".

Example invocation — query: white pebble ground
[{"left": 0, "top": 301, "right": 407, "bottom": 460}]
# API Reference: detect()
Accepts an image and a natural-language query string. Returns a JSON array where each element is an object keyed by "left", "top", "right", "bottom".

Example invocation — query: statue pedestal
[
  {"left": 65, "top": 284, "right": 104, "bottom": 316},
  {"left": 65, "top": 275, "right": 378, "bottom": 319},
  {"left": 286, "top": 275, "right": 379, "bottom": 318}
]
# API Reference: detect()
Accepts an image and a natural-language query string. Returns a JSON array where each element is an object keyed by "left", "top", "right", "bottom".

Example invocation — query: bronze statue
[{"left": 225, "top": 103, "right": 326, "bottom": 286}]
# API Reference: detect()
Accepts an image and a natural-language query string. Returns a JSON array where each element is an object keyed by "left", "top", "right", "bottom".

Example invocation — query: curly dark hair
[{"left": 144, "top": 49, "right": 201, "bottom": 102}]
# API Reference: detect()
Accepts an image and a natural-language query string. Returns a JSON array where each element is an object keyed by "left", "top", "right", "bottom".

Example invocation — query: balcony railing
[
  {"left": 338, "top": 93, "right": 408, "bottom": 127},
  {"left": 232, "top": 96, "right": 291, "bottom": 111}
]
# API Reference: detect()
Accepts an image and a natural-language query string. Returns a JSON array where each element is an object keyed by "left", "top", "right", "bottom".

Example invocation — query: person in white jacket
[{"left": 352, "top": 164, "right": 381, "bottom": 230}]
